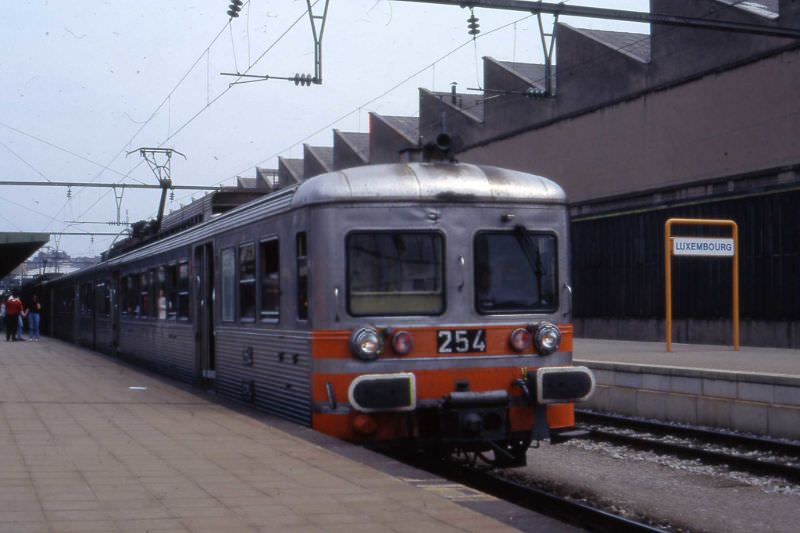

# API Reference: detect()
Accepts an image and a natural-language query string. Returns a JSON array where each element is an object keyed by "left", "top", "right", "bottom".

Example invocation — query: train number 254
[{"left": 437, "top": 329, "right": 487, "bottom": 353}]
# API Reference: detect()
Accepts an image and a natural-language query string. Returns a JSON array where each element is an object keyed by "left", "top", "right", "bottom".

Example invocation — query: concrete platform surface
[
  {"left": 574, "top": 338, "right": 800, "bottom": 377},
  {"left": 0, "top": 338, "right": 522, "bottom": 533}
]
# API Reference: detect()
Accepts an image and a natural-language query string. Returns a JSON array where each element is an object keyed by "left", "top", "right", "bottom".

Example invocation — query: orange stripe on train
[{"left": 311, "top": 324, "right": 573, "bottom": 359}]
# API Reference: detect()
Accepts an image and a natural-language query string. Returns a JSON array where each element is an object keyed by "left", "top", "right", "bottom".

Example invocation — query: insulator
[
  {"left": 294, "top": 73, "right": 301, "bottom": 86},
  {"left": 526, "top": 86, "right": 547, "bottom": 99},
  {"left": 227, "top": 0, "right": 243, "bottom": 18},
  {"left": 467, "top": 10, "right": 480, "bottom": 37},
  {"left": 169, "top": 190, "right": 175, "bottom": 201}
]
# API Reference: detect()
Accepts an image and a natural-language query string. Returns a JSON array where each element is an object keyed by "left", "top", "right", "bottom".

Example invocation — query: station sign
[{"left": 672, "top": 237, "right": 734, "bottom": 257}]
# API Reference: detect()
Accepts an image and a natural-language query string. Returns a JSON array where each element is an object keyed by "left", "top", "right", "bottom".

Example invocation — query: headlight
[
  {"left": 534, "top": 322, "right": 561, "bottom": 355},
  {"left": 350, "top": 327, "right": 383, "bottom": 361},
  {"left": 391, "top": 330, "right": 413, "bottom": 355},
  {"left": 509, "top": 328, "right": 532, "bottom": 352}
]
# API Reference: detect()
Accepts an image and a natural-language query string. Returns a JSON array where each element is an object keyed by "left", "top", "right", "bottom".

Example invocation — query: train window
[
  {"left": 239, "top": 243, "right": 256, "bottom": 321},
  {"left": 347, "top": 232, "right": 444, "bottom": 316},
  {"left": 149, "top": 268, "right": 158, "bottom": 318},
  {"left": 177, "top": 261, "right": 190, "bottom": 320},
  {"left": 59, "top": 286, "right": 74, "bottom": 314},
  {"left": 221, "top": 248, "right": 236, "bottom": 322},
  {"left": 260, "top": 238, "right": 280, "bottom": 320},
  {"left": 79, "top": 283, "right": 93, "bottom": 315},
  {"left": 297, "top": 232, "right": 308, "bottom": 320},
  {"left": 166, "top": 264, "right": 178, "bottom": 319},
  {"left": 95, "top": 282, "right": 111, "bottom": 317},
  {"left": 138, "top": 272, "right": 151, "bottom": 318},
  {"left": 156, "top": 267, "right": 167, "bottom": 319},
  {"left": 121, "top": 276, "right": 130, "bottom": 316},
  {"left": 474, "top": 231, "right": 558, "bottom": 314}
]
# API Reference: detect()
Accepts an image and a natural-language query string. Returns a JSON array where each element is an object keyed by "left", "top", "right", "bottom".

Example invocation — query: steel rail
[
  {"left": 577, "top": 410, "right": 800, "bottom": 456},
  {"left": 398, "top": 454, "right": 665, "bottom": 532},
  {"left": 577, "top": 411, "right": 800, "bottom": 483}
]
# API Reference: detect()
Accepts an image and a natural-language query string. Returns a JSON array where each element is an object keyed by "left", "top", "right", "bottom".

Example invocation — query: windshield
[
  {"left": 347, "top": 232, "right": 444, "bottom": 316},
  {"left": 474, "top": 231, "right": 558, "bottom": 313}
]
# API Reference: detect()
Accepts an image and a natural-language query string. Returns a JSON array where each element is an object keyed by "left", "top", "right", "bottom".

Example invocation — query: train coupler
[{"left": 439, "top": 390, "right": 509, "bottom": 443}]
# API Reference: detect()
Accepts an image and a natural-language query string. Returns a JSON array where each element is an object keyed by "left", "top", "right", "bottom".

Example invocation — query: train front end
[{"left": 303, "top": 162, "right": 595, "bottom": 465}]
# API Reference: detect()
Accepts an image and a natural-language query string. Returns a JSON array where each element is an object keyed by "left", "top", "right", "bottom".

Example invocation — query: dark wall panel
[{"left": 572, "top": 189, "right": 800, "bottom": 322}]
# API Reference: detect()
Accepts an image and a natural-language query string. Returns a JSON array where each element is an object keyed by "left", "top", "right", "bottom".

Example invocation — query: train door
[
  {"left": 112, "top": 271, "right": 121, "bottom": 355},
  {"left": 194, "top": 243, "right": 216, "bottom": 386}
]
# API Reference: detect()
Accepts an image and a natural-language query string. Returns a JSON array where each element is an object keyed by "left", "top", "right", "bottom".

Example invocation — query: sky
[{"left": 0, "top": 0, "right": 647, "bottom": 257}]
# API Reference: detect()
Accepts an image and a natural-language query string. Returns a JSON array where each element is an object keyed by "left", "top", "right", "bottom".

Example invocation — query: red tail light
[
  {"left": 510, "top": 328, "right": 532, "bottom": 352},
  {"left": 391, "top": 331, "right": 413, "bottom": 355}
]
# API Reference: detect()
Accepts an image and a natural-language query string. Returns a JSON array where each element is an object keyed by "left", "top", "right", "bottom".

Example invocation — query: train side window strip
[
  {"left": 297, "top": 232, "right": 309, "bottom": 321},
  {"left": 177, "top": 261, "right": 190, "bottom": 321},
  {"left": 155, "top": 267, "right": 167, "bottom": 319},
  {"left": 138, "top": 271, "right": 151, "bottom": 318},
  {"left": 260, "top": 237, "right": 280, "bottom": 322},
  {"left": 239, "top": 243, "right": 256, "bottom": 322},
  {"left": 221, "top": 248, "right": 236, "bottom": 322}
]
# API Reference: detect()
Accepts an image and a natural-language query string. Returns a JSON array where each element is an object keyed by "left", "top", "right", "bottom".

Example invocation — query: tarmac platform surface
[{"left": 0, "top": 338, "right": 538, "bottom": 533}]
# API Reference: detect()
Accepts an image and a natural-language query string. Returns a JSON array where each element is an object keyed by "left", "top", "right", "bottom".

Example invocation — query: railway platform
[
  {"left": 574, "top": 338, "right": 800, "bottom": 439},
  {"left": 0, "top": 338, "right": 570, "bottom": 533}
]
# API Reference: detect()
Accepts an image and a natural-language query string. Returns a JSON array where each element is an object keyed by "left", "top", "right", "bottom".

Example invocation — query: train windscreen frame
[
  {"left": 347, "top": 231, "right": 445, "bottom": 316},
  {"left": 474, "top": 230, "right": 558, "bottom": 314}
]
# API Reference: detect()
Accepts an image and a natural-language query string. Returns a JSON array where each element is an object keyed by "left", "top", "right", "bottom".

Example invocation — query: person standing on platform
[
  {"left": 5, "top": 293, "right": 22, "bottom": 342},
  {"left": 16, "top": 297, "right": 27, "bottom": 341},
  {"left": 28, "top": 294, "right": 41, "bottom": 341},
  {"left": 0, "top": 295, "right": 6, "bottom": 334}
]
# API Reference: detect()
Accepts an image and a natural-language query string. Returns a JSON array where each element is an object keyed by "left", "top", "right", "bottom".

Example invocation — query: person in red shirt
[{"left": 5, "top": 293, "right": 22, "bottom": 342}]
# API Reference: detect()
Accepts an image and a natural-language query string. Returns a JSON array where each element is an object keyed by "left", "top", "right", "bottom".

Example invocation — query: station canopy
[{"left": 0, "top": 232, "right": 49, "bottom": 279}]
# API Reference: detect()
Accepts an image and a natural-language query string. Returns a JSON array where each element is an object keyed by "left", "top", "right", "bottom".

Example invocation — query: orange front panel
[
  {"left": 312, "top": 324, "right": 573, "bottom": 359},
  {"left": 311, "top": 324, "right": 575, "bottom": 441}
]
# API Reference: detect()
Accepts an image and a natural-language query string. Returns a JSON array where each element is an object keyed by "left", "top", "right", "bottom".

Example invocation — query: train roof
[
  {"left": 292, "top": 162, "right": 566, "bottom": 207},
  {"left": 47, "top": 162, "right": 565, "bottom": 281}
]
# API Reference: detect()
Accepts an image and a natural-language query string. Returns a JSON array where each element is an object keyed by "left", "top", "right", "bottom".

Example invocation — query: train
[{"left": 39, "top": 156, "right": 595, "bottom": 466}]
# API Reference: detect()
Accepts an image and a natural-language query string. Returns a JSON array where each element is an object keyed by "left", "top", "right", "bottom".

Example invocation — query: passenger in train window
[{"left": 158, "top": 289, "right": 167, "bottom": 320}]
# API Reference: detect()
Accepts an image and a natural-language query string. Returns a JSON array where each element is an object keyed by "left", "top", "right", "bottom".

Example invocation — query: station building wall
[{"left": 459, "top": 47, "right": 800, "bottom": 347}]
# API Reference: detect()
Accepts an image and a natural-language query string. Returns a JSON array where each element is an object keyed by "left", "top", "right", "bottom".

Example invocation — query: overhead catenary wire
[
  {"left": 0, "top": 140, "right": 52, "bottom": 182},
  {"left": 196, "top": 0, "right": 768, "bottom": 201},
  {"left": 37, "top": 9, "right": 247, "bottom": 237},
  {"left": 194, "top": 12, "right": 538, "bottom": 196},
  {"left": 3, "top": 1, "right": 762, "bottom": 245},
  {"left": 28, "top": 7, "right": 255, "bottom": 237}
]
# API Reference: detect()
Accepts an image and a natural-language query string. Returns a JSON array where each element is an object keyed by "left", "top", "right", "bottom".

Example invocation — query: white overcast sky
[{"left": 0, "top": 0, "right": 647, "bottom": 257}]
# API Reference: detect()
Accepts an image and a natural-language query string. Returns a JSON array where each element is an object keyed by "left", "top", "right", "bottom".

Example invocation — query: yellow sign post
[{"left": 664, "top": 218, "right": 739, "bottom": 352}]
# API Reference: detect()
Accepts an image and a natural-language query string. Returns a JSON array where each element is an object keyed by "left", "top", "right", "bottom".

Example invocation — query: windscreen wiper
[{"left": 513, "top": 224, "right": 543, "bottom": 298}]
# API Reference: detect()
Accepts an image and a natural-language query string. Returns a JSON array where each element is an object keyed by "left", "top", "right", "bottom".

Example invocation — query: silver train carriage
[{"left": 41, "top": 161, "right": 595, "bottom": 466}]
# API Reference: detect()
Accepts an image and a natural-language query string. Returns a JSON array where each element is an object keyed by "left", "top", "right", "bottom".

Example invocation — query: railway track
[
  {"left": 395, "top": 453, "right": 667, "bottom": 533},
  {"left": 576, "top": 410, "right": 800, "bottom": 484}
]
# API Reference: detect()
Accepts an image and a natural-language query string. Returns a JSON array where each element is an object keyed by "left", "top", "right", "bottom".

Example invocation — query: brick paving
[{"left": 0, "top": 338, "right": 515, "bottom": 533}]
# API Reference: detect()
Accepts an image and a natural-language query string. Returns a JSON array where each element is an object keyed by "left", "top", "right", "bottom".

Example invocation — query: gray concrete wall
[
  {"left": 332, "top": 130, "right": 368, "bottom": 170},
  {"left": 368, "top": 113, "right": 417, "bottom": 164},
  {"left": 460, "top": 47, "right": 800, "bottom": 204},
  {"left": 582, "top": 360, "right": 800, "bottom": 439}
]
